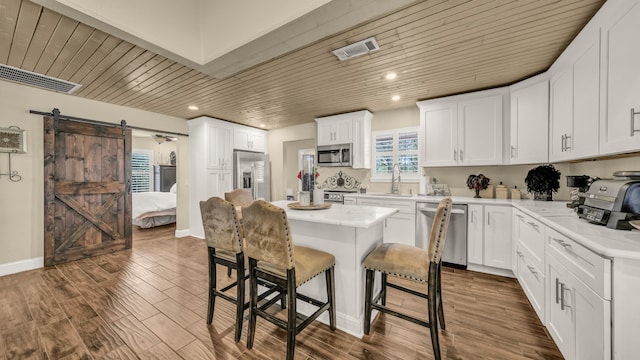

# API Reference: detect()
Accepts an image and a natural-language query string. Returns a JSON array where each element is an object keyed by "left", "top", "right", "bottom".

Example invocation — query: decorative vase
[
  {"left": 474, "top": 189, "right": 481, "bottom": 198},
  {"left": 534, "top": 191, "right": 553, "bottom": 201}
]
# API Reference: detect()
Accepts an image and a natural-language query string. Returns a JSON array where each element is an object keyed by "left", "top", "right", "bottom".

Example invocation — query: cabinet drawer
[
  {"left": 517, "top": 243, "right": 545, "bottom": 321},
  {"left": 357, "top": 198, "right": 415, "bottom": 213},
  {"left": 547, "top": 228, "right": 611, "bottom": 300},
  {"left": 515, "top": 213, "right": 545, "bottom": 269}
]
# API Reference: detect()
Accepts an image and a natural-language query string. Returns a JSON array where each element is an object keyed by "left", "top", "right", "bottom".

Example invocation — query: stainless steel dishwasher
[{"left": 416, "top": 201, "right": 467, "bottom": 268}]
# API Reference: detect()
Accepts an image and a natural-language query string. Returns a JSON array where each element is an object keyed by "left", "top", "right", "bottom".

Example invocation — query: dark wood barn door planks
[{"left": 43, "top": 115, "right": 132, "bottom": 266}]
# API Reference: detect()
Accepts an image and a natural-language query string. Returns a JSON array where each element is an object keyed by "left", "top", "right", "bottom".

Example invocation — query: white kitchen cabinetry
[
  {"left": 316, "top": 115, "right": 353, "bottom": 146},
  {"left": 418, "top": 88, "right": 506, "bottom": 167},
  {"left": 512, "top": 210, "right": 546, "bottom": 321},
  {"left": 356, "top": 197, "right": 415, "bottom": 246},
  {"left": 234, "top": 126, "right": 266, "bottom": 153},
  {"left": 545, "top": 228, "right": 611, "bottom": 360},
  {"left": 316, "top": 110, "right": 372, "bottom": 168},
  {"left": 600, "top": 0, "right": 640, "bottom": 155},
  {"left": 207, "top": 121, "right": 233, "bottom": 169},
  {"left": 467, "top": 204, "right": 512, "bottom": 275},
  {"left": 509, "top": 76, "right": 549, "bottom": 164},
  {"left": 549, "top": 26, "right": 600, "bottom": 162},
  {"left": 207, "top": 170, "right": 233, "bottom": 201}
]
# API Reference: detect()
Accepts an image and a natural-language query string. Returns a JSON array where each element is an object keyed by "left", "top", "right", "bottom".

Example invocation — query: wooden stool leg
[
  {"left": 234, "top": 253, "right": 245, "bottom": 342},
  {"left": 364, "top": 269, "right": 374, "bottom": 335},
  {"left": 247, "top": 259, "right": 258, "bottom": 349},
  {"left": 286, "top": 269, "right": 297, "bottom": 360},
  {"left": 325, "top": 267, "right": 336, "bottom": 330},
  {"left": 436, "top": 264, "right": 446, "bottom": 330},
  {"left": 381, "top": 273, "right": 388, "bottom": 306},
  {"left": 428, "top": 264, "right": 441, "bottom": 360},
  {"left": 207, "top": 247, "right": 216, "bottom": 324}
]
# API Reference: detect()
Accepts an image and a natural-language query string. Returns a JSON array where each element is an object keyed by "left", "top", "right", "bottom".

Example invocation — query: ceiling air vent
[
  {"left": 0, "top": 64, "right": 81, "bottom": 94},
  {"left": 332, "top": 37, "right": 380, "bottom": 61}
]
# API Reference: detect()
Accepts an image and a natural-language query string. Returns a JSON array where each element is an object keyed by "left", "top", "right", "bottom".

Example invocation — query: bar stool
[
  {"left": 363, "top": 197, "right": 452, "bottom": 360},
  {"left": 199, "top": 196, "right": 246, "bottom": 342},
  {"left": 241, "top": 200, "right": 336, "bottom": 360},
  {"left": 224, "top": 188, "right": 253, "bottom": 275}
]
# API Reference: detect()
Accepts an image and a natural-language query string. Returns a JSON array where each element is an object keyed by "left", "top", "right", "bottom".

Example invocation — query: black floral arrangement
[
  {"left": 525, "top": 164, "right": 561, "bottom": 201},
  {"left": 466, "top": 174, "right": 490, "bottom": 198}
]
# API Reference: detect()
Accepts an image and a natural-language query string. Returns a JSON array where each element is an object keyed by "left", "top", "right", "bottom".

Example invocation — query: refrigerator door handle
[{"left": 251, "top": 163, "right": 257, "bottom": 200}]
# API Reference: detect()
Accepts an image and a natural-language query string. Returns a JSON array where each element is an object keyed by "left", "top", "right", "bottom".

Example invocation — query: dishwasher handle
[{"left": 418, "top": 207, "right": 466, "bottom": 215}]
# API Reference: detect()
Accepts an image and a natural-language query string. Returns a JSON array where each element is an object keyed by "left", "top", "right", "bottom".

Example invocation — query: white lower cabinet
[
  {"left": 467, "top": 204, "right": 512, "bottom": 273},
  {"left": 207, "top": 170, "right": 233, "bottom": 199},
  {"left": 356, "top": 198, "right": 415, "bottom": 246},
  {"left": 513, "top": 209, "right": 546, "bottom": 321},
  {"left": 545, "top": 228, "right": 611, "bottom": 360}
]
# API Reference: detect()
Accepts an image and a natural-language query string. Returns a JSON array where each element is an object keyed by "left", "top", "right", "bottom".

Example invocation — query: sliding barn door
[{"left": 44, "top": 116, "right": 132, "bottom": 266}]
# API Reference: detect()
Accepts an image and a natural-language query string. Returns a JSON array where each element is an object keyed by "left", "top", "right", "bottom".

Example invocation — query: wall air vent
[
  {"left": 0, "top": 64, "right": 81, "bottom": 94},
  {"left": 332, "top": 37, "right": 380, "bottom": 61}
]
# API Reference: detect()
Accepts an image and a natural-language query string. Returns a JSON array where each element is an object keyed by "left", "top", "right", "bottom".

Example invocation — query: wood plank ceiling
[{"left": 0, "top": 0, "right": 605, "bottom": 130}]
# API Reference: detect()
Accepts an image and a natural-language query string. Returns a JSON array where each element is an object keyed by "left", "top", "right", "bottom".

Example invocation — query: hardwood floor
[{"left": 0, "top": 225, "right": 562, "bottom": 359}]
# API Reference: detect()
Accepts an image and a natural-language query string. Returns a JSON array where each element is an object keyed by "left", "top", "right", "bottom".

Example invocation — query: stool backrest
[
  {"left": 225, "top": 188, "right": 253, "bottom": 207},
  {"left": 427, "top": 197, "right": 452, "bottom": 263},
  {"left": 200, "top": 197, "right": 243, "bottom": 253},
  {"left": 242, "top": 200, "right": 295, "bottom": 269}
]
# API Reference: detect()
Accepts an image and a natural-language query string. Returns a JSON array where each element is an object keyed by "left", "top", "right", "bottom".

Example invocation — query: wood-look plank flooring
[{"left": 0, "top": 225, "right": 562, "bottom": 359}]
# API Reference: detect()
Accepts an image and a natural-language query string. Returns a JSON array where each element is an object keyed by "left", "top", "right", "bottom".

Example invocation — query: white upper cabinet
[
  {"left": 316, "top": 110, "right": 372, "bottom": 168},
  {"left": 549, "top": 26, "right": 600, "bottom": 162},
  {"left": 316, "top": 115, "right": 353, "bottom": 146},
  {"left": 234, "top": 126, "right": 266, "bottom": 153},
  {"left": 509, "top": 75, "right": 549, "bottom": 164},
  {"left": 600, "top": 0, "right": 640, "bottom": 154},
  {"left": 418, "top": 88, "right": 506, "bottom": 167},
  {"left": 207, "top": 121, "right": 233, "bottom": 170}
]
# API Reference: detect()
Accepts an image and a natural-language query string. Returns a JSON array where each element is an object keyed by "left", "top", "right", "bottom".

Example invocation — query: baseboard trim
[
  {"left": 0, "top": 257, "right": 44, "bottom": 277},
  {"left": 175, "top": 229, "right": 191, "bottom": 238}
]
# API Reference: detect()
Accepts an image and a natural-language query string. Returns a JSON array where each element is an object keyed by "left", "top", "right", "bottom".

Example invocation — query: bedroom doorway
[
  {"left": 43, "top": 115, "right": 132, "bottom": 266},
  {"left": 130, "top": 129, "right": 179, "bottom": 235}
]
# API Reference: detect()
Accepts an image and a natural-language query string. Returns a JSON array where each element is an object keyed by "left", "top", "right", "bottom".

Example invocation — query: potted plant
[
  {"left": 466, "top": 174, "right": 490, "bottom": 198},
  {"left": 525, "top": 164, "right": 561, "bottom": 201}
]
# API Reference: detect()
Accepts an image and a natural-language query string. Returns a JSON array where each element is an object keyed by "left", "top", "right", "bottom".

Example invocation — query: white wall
[{"left": 0, "top": 80, "right": 189, "bottom": 272}]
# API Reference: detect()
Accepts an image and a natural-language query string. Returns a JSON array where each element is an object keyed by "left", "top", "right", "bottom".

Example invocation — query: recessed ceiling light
[
  {"left": 260, "top": 124, "right": 265, "bottom": 128},
  {"left": 385, "top": 72, "right": 397, "bottom": 80},
  {"left": 391, "top": 95, "right": 401, "bottom": 101},
  {"left": 188, "top": 105, "right": 199, "bottom": 110}
]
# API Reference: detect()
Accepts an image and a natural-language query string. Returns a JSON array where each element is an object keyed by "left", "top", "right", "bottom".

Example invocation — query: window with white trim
[
  {"left": 371, "top": 127, "right": 420, "bottom": 181},
  {"left": 131, "top": 149, "right": 153, "bottom": 193}
]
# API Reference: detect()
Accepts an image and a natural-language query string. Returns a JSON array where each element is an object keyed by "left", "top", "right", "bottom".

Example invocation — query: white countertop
[
  {"left": 271, "top": 200, "right": 398, "bottom": 229},
  {"left": 344, "top": 193, "right": 640, "bottom": 260}
]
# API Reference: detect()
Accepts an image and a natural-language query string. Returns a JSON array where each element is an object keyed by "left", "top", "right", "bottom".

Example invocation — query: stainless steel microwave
[{"left": 317, "top": 143, "right": 352, "bottom": 167}]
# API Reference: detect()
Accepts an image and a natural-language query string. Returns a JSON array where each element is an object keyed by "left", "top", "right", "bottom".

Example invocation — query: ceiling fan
[{"left": 152, "top": 134, "right": 176, "bottom": 144}]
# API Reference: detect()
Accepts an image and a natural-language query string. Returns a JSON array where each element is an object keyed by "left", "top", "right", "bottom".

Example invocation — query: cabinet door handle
[
  {"left": 560, "top": 282, "right": 566, "bottom": 310},
  {"left": 527, "top": 221, "right": 539, "bottom": 229},
  {"left": 552, "top": 237, "right": 565, "bottom": 246},
  {"left": 487, "top": 212, "right": 491, "bottom": 226},
  {"left": 555, "top": 278, "right": 561, "bottom": 304},
  {"left": 453, "top": 149, "right": 457, "bottom": 161},
  {"left": 510, "top": 145, "right": 517, "bottom": 158},
  {"left": 631, "top": 108, "right": 640, "bottom": 136},
  {"left": 515, "top": 214, "right": 524, "bottom": 219},
  {"left": 459, "top": 149, "right": 464, "bottom": 161},
  {"left": 565, "top": 135, "right": 572, "bottom": 150},
  {"left": 516, "top": 250, "right": 524, "bottom": 258},
  {"left": 527, "top": 265, "right": 537, "bottom": 276},
  {"left": 561, "top": 134, "right": 566, "bottom": 152}
]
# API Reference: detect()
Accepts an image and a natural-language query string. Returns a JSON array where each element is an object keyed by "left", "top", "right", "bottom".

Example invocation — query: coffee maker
[{"left": 566, "top": 175, "right": 592, "bottom": 209}]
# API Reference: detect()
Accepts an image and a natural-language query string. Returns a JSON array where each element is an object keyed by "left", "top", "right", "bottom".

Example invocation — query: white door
[
  {"left": 467, "top": 204, "right": 484, "bottom": 265},
  {"left": 458, "top": 95, "right": 503, "bottom": 165},
  {"left": 600, "top": 1, "right": 640, "bottom": 154},
  {"left": 510, "top": 81, "right": 549, "bottom": 164},
  {"left": 573, "top": 272, "right": 611, "bottom": 360},
  {"left": 334, "top": 118, "right": 353, "bottom": 144},
  {"left": 549, "top": 69, "right": 574, "bottom": 162},
  {"left": 546, "top": 253, "right": 576, "bottom": 360},
  {"left": 317, "top": 121, "right": 335, "bottom": 146},
  {"left": 483, "top": 205, "right": 512, "bottom": 269},
  {"left": 422, "top": 102, "right": 457, "bottom": 166},
  {"left": 208, "top": 124, "right": 233, "bottom": 169}
]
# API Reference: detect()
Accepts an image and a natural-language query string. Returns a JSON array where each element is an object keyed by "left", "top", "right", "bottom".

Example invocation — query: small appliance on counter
[
  {"left": 566, "top": 175, "right": 592, "bottom": 209},
  {"left": 578, "top": 171, "right": 640, "bottom": 230}
]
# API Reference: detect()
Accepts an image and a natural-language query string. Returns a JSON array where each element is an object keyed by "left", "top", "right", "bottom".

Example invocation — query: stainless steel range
[
  {"left": 324, "top": 189, "right": 357, "bottom": 204},
  {"left": 320, "top": 170, "right": 360, "bottom": 204}
]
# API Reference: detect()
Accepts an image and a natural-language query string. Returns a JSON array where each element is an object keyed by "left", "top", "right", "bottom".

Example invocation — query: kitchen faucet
[{"left": 391, "top": 163, "right": 401, "bottom": 194}]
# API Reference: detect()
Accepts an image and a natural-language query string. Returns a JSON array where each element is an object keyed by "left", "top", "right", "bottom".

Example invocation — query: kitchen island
[{"left": 270, "top": 200, "right": 398, "bottom": 337}]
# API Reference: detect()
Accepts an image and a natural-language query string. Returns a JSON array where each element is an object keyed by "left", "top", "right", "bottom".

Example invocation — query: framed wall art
[{"left": 0, "top": 127, "right": 27, "bottom": 153}]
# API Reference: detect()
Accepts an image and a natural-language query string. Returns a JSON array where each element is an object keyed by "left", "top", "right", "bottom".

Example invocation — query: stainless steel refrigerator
[{"left": 233, "top": 150, "right": 271, "bottom": 201}]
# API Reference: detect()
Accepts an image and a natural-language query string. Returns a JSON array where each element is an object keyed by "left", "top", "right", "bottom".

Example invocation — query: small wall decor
[
  {"left": 0, "top": 126, "right": 26, "bottom": 182},
  {"left": 0, "top": 126, "right": 27, "bottom": 153}
]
